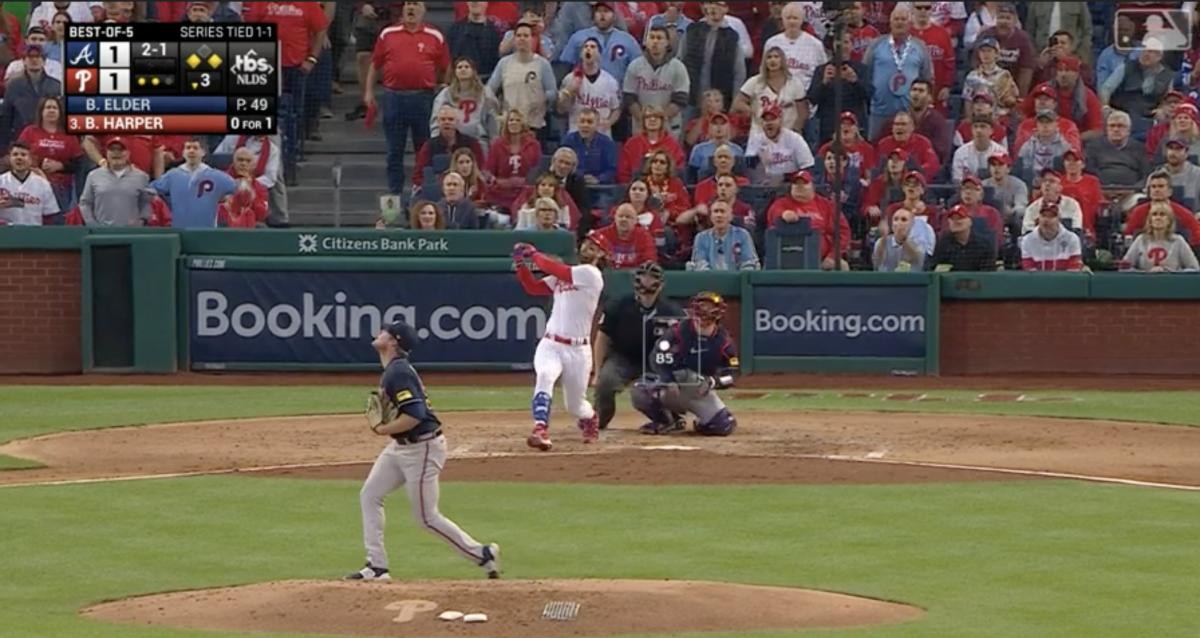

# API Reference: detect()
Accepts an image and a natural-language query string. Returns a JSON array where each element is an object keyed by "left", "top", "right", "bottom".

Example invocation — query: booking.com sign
[
  {"left": 1115, "top": 8, "right": 1193, "bottom": 51},
  {"left": 752, "top": 285, "right": 929, "bottom": 359}
]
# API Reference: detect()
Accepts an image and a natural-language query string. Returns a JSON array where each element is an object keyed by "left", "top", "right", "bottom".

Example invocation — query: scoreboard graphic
[{"left": 65, "top": 23, "right": 278, "bottom": 135}]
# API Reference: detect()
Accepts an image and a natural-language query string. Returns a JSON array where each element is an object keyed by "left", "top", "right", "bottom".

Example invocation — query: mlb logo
[
  {"left": 1115, "top": 8, "right": 1194, "bottom": 52},
  {"left": 67, "top": 67, "right": 98, "bottom": 94},
  {"left": 66, "top": 41, "right": 98, "bottom": 67}
]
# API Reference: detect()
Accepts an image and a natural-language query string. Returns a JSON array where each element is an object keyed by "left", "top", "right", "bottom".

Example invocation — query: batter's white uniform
[{"left": 533, "top": 264, "right": 605, "bottom": 425}]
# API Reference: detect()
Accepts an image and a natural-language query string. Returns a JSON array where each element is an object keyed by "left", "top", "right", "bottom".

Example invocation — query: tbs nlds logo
[{"left": 228, "top": 42, "right": 278, "bottom": 95}]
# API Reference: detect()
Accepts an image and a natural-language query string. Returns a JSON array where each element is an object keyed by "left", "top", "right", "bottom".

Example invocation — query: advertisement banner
[
  {"left": 188, "top": 269, "right": 548, "bottom": 367},
  {"left": 752, "top": 285, "right": 928, "bottom": 358}
]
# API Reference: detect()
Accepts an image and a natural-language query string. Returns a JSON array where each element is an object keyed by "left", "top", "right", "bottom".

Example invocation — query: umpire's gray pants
[{"left": 593, "top": 353, "right": 638, "bottom": 429}]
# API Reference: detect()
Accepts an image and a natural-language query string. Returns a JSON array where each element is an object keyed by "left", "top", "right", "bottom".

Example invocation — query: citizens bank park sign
[{"left": 296, "top": 233, "right": 450, "bottom": 255}]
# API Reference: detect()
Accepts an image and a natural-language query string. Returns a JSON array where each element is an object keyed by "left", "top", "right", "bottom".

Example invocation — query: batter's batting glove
[{"left": 512, "top": 242, "right": 535, "bottom": 265}]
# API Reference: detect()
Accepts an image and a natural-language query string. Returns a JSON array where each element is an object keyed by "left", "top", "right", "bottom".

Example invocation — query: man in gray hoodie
[
  {"left": 1016, "top": 111, "right": 1071, "bottom": 184},
  {"left": 78, "top": 138, "right": 153, "bottom": 227}
]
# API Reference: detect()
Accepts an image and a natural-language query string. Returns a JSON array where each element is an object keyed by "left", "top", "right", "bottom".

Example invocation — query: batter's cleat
[
  {"left": 580, "top": 416, "right": 600, "bottom": 443},
  {"left": 527, "top": 424, "right": 553, "bottom": 451},
  {"left": 345, "top": 564, "right": 391, "bottom": 581},
  {"left": 480, "top": 543, "right": 501, "bottom": 579}
]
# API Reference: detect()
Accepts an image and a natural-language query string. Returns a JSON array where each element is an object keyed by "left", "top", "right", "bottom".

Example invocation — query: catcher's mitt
[
  {"left": 365, "top": 390, "right": 399, "bottom": 433},
  {"left": 670, "top": 369, "right": 713, "bottom": 399}
]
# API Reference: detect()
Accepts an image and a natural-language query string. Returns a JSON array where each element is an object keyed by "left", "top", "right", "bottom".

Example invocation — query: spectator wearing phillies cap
[
  {"left": 875, "top": 111, "right": 939, "bottom": 178},
  {"left": 886, "top": 170, "right": 943, "bottom": 247},
  {"left": 955, "top": 174, "right": 1005, "bottom": 250},
  {"left": 746, "top": 102, "right": 814, "bottom": 185},
  {"left": 1157, "top": 138, "right": 1200, "bottom": 212},
  {"left": 1150, "top": 103, "right": 1200, "bottom": 161},
  {"left": 1016, "top": 110, "right": 1071, "bottom": 183},
  {"left": 1022, "top": 169, "right": 1083, "bottom": 234},
  {"left": 983, "top": 153, "right": 1029, "bottom": 225},
  {"left": 1060, "top": 149, "right": 1103, "bottom": 239},
  {"left": 953, "top": 94, "right": 1010, "bottom": 150},
  {"left": 1021, "top": 58, "right": 1104, "bottom": 140},
  {"left": 1123, "top": 171, "right": 1200, "bottom": 248},
  {"left": 962, "top": 37, "right": 1018, "bottom": 116},
  {"left": 951, "top": 115, "right": 1006, "bottom": 183},
  {"left": 817, "top": 112, "right": 877, "bottom": 175},
  {"left": 862, "top": 149, "right": 912, "bottom": 223},
  {"left": 1123, "top": 201, "right": 1200, "bottom": 272},
  {"left": 1145, "top": 92, "right": 1192, "bottom": 159},
  {"left": 1084, "top": 110, "right": 1149, "bottom": 188},
  {"left": 688, "top": 112, "right": 745, "bottom": 180},
  {"left": 767, "top": 170, "right": 851, "bottom": 270},
  {"left": 1014, "top": 83, "right": 1083, "bottom": 156},
  {"left": 806, "top": 27, "right": 871, "bottom": 143},
  {"left": 1020, "top": 201, "right": 1083, "bottom": 271},
  {"left": 933, "top": 204, "right": 997, "bottom": 271}
]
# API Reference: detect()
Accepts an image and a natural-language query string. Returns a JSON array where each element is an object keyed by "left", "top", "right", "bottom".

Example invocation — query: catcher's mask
[
  {"left": 384, "top": 320, "right": 420, "bottom": 355},
  {"left": 633, "top": 261, "right": 664, "bottom": 295},
  {"left": 689, "top": 291, "right": 726, "bottom": 323}
]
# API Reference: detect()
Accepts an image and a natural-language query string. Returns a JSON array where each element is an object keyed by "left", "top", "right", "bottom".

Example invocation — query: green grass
[{"left": 0, "top": 477, "right": 1196, "bottom": 637}]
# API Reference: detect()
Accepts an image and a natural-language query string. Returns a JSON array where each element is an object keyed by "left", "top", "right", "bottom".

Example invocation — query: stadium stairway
[{"left": 289, "top": 4, "right": 456, "bottom": 228}]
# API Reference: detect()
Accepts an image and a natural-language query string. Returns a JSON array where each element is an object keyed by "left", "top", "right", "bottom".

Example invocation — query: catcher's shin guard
[
  {"left": 631, "top": 382, "right": 672, "bottom": 431},
  {"left": 695, "top": 408, "right": 737, "bottom": 437}
]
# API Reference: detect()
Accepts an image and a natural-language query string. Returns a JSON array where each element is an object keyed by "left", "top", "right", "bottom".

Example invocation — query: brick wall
[
  {"left": 0, "top": 251, "right": 82, "bottom": 374},
  {"left": 941, "top": 299, "right": 1200, "bottom": 375}
]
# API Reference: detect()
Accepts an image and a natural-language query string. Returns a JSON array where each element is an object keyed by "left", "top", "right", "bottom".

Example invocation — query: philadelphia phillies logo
[
  {"left": 611, "top": 44, "right": 626, "bottom": 61},
  {"left": 196, "top": 179, "right": 215, "bottom": 198},
  {"left": 1148, "top": 246, "right": 1168, "bottom": 266},
  {"left": 460, "top": 99, "right": 477, "bottom": 124}
]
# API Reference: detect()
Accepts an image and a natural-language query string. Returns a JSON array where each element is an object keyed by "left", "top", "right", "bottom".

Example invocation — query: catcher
[
  {"left": 630, "top": 291, "right": 740, "bottom": 436},
  {"left": 348, "top": 320, "right": 500, "bottom": 582}
]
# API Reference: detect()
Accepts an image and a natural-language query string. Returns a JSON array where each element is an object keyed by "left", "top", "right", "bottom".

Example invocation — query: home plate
[
  {"left": 865, "top": 451, "right": 887, "bottom": 459},
  {"left": 642, "top": 445, "right": 701, "bottom": 451}
]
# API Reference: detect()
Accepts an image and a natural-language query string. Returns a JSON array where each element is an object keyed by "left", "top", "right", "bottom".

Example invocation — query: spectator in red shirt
[
  {"left": 818, "top": 111, "right": 877, "bottom": 175},
  {"left": 956, "top": 175, "right": 1004, "bottom": 249},
  {"left": 908, "top": 2, "right": 954, "bottom": 108},
  {"left": 1021, "top": 57, "right": 1103, "bottom": 141},
  {"left": 597, "top": 203, "right": 658, "bottom": 269},
  {"left": 693, "top": 144, "right": 749, "bottom": 206},
  {"left": 845, "top": 1, "right": 881, "bottom": 62},
  {"left": 243, "top": 2, "right": 329, "bottom": 185},
  {"left": 1059, "top": 149, "right": 1102, "bottom": 239},
  {"left": 875, "top": 111, "right": 940, "bottom": 178},
  {"left": 642, "top": 149, "right": 691, "bottom": 221},
  {"left": 1123, "top": 171, "right": 1200, "bottom": 247},
  {"left": 618, "top": 105, "right": 686, "bottom": 183},
  {"left": 219, "top": 147, "right": 270, "bottom": 228},
  {"left": 1014, "top": 84, "right": 1082, "bottom": 155},
  {"left": 684, "top": 89, "right": 748, "bottom": 149},
  {"left": 863, "top": 148, "right": 910, "bottom": 221},
  {"left": 453, "top": 1, "right": 520, "bottom": 32},
  {"left": 0, "top": 5, "right": 24, "bottom": 71},
  {"left": 904, "top": 79, "right": 953, "bottom": 164},
  {"left": 886, "top": 170, "right": 944, "bottom": 234},
  {"left": 1145, "top": 91, "right": 1189, "bottom": 160},
  {"left": 767, "top": 171, "right": 851, "bottom": 269},
  {"left": 361, "top": 1, "right": 450, "bottom": 194},
  {"left": 485, "top": 109, "right": 541, "bottom": 211},
  {"left": 953, "top": 94, "right": 1010, "bottom": 149},
  {"left": 18, "top": 96, "right": 81, "bottom": 213},
  {"left": 1034, "top": 31, "right": 1095, "bottom": 89}
]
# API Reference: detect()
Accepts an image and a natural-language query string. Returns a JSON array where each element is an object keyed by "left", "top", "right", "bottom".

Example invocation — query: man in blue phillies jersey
[
  {"left": 347, "top": 320, "right": 500, "bottom": 582},
  {"left": 630, "top": 291, "right": 740, "bottom": 436},
  {"left": 862, "top": 6, "right": 934, "bottom": 140},
  {"left": 557, "top": 2, "right": 642, "bottom": 83},
  {"left": 151, "top": 137, "right": 237, "bottom": 228}
]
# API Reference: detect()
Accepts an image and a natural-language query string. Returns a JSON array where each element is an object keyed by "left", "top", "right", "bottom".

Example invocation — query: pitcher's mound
[{"left": 83, "top": 578, "right": 922, "bottom": 637}]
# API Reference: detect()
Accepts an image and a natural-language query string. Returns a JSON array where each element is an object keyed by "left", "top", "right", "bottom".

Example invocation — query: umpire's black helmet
[{"left": 384, "top": 320, "right": 420, "bottom": 354}]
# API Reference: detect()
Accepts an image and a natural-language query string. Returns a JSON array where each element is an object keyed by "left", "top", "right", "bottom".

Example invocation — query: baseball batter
[
  {"left": 631, "top": 291, "right": 740, "bottom": 436},
  {"left": 348, "top": 320, "right": 500, "bottom": 581},
  {"left": 513, "top": 232, "right": 611, "bottom": 450}
]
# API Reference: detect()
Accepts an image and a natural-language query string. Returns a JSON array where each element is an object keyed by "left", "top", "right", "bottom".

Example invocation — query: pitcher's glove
[{"left": 365, "top": 390, "right": 399, "bottom": 434}]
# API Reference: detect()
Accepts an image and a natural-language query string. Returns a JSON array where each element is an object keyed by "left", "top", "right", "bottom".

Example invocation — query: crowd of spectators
[{"left": 0, "top": 1, "right": 1198, "bottom": 276}]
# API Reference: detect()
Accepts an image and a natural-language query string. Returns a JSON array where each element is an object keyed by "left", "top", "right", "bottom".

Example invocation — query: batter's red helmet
[
  {"left": 583, "top": 230, "right": 612, "bottom": 256},
  {"left": 689, "top": 291, "right": 727, "bottom": 323}
]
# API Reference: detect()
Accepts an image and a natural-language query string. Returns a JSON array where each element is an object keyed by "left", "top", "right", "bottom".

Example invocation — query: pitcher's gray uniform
[{"left": 347, "top": 320, "right": 500, "bottom": 581}]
